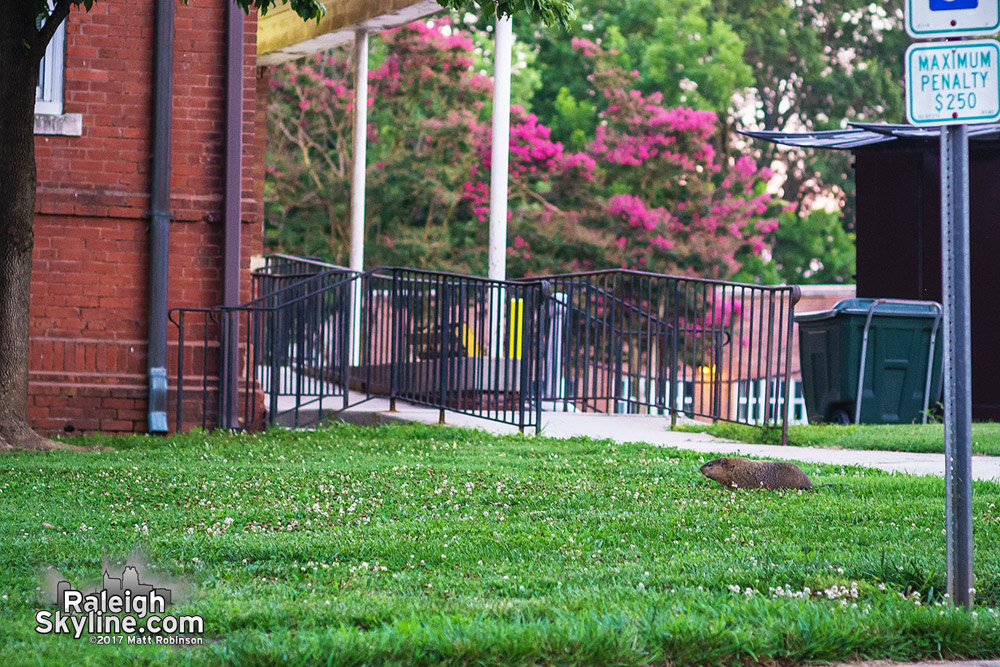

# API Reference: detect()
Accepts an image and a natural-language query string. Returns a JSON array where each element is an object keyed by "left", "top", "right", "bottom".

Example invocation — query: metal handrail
[
  {"left": 169, "top": 257, "right": 800, "bottom": 439},
  {"left": 854, "top": 298, "right": 942, "bottom": 425}
]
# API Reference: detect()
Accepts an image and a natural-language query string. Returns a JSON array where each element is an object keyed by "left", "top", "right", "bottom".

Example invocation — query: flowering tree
[
  {"left": 266, "top": 19, "right": 494, "bottom": 268},
  {"left": 578, "top": 38, "right": 781, "bottom": 280},
  {"left": 267, "top": 19, "right": 595, "bottom": 275},
  {"left": 266, "top": 19, "right": 782, "bottom": 284}
]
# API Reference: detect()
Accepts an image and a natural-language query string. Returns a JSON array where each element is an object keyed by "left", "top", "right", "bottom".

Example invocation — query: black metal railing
[
  {"left": 170, "top": 266, "right": 547, "bottom": 433},
  {"left": 251, "top": 253, "right": 350, "bottom": 300},
  {"left": 349, "top": 268, "right": 547, "bottom": 432},
  {"left": 169, "top": 259, "right": 799, "bottom": 441},
  {"left": 526, "top": 269, "right": 801, "bottom": 439},
  {"left": 170, "top": 268, "right": 357, "bottom": 431}
]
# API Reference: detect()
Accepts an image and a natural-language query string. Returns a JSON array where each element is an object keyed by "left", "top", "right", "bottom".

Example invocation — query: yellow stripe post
[{"left": 508, "top": 298, "right": 523, "bottom": 358}]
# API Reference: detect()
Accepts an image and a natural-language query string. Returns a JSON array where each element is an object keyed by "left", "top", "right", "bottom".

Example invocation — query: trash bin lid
[{"left": 794, "top": 298, "right": 941, "bottom": 323}]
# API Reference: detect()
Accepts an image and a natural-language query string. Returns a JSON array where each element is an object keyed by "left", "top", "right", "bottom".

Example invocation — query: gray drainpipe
[
  {"left": 148, "top": 0, "right": 173, "bottom": 433},
  {"left": 221, "top": 4, "right": 244, "bottom": 428}
]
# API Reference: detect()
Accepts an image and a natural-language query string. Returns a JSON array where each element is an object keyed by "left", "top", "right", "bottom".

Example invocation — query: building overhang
[
  {"left": 258, "top": 0, "right": 445, "bottom": 66},
  {"left": 740, "top": 122, "right": 1000, "bottom": 152}
]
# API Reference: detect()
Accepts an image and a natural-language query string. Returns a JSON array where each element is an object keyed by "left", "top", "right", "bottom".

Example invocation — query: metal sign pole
[{"left": 940, "top": 123, "right": 975, "bottom": 610}]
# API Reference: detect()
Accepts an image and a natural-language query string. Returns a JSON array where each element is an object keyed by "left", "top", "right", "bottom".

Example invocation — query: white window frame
[{"left": 35, "top": 20, "right": 65, "bottom": 116}]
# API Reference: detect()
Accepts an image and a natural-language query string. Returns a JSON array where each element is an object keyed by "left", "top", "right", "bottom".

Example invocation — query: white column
[
  {"left": 488, "top": 16, "right": 513, "bottom": 284},
  {"left": 350, "top": 30, "right": 368, "bottom": 366},
  {"left": 488, "top": 16, "right": 513, "bottom": 357}
]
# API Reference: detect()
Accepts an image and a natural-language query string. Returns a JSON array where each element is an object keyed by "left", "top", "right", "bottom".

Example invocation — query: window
[{"left": 35, "top": 20, "right": 65, "bottom": 115}]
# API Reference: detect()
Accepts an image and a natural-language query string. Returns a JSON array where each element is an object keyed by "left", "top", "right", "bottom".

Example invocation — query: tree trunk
[{"left": 0, "top": 8, "right": 65, "bottom": 452}]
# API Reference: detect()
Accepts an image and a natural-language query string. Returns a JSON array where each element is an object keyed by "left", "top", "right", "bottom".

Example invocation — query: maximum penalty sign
[{"left": 906, "top": 39, "right": 1000, "bottom": 126}]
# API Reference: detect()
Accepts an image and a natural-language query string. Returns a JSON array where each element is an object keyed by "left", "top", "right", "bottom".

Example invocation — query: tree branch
[{"left": 33, "top": 0, "right": 73, "bottom": 61}]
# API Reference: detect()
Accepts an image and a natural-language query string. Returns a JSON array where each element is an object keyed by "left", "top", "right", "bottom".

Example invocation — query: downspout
[
  {"left": 225, "top": 7, "right": 243, "bottom": 313},
  {"left": 221, "top": 3, "right": 244, "bottom": 427},
  {"left": 148, "top": 0, "right": 173, "bottom": 433}
]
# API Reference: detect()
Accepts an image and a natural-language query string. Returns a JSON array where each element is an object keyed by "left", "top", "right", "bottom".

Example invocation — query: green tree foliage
[
  {"left": 514, "top": 0, "right": 897, "bottom": 282},
  {"left": 720, "top": 0, "right": 906, "bottom": 219},
  {"left": 439, "top": 0, "right": 575, "bottom": 28},
  {"left": 641, "top": 0, "right": 752, "bottom": 113},
  {"left": 771, "top": 208, "right": 856, "bottom": 284}
]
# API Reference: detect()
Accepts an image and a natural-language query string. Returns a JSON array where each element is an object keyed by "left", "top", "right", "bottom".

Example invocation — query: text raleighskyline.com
[{"left": 34, "top": 567, "right": 204, "bottom": 641}]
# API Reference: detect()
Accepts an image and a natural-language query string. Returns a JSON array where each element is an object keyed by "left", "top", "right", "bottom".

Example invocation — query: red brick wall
[{"left": 30, "top": 0, "right": 264, "bottom": 434}]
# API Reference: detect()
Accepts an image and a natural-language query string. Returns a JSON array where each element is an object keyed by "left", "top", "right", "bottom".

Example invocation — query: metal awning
[
  {"left": 740, "top": 122, "right": 1000, "bottom": 151},
  {"left": 258, "top": 0, "right": 444, "bottom": 66}
]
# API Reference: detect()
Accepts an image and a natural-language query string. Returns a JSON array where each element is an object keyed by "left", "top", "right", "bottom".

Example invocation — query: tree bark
[{"left": 0, "top": 6, "right": 70, "bottom": 452}]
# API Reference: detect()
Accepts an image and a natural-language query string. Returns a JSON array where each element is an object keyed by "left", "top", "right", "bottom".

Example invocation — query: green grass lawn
[
  {"left": 3, "top": 423, "right": 1000, "bottom": 666},
  {"left": 674, "top": 422, "right": 1000, "bottom": 456}
]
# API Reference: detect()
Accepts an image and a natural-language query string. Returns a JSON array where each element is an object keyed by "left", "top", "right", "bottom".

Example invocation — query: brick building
[
  {"left": 28, "top": 0, "right": 443, "bottom": 435},
  {"left": 30, "top": 0, "right": 265, "bottom": 434}
]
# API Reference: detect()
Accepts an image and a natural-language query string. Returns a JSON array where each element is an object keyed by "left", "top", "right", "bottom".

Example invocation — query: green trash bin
[{"left": 795, "top": 298, "right": 943, "bottom": 425}]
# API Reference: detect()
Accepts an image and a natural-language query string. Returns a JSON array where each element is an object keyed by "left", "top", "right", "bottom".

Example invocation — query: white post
[
  {"left": 350, "top": 30, "right": 368, "bottom": 366},
  {"left": 488, "top": 16, "right": 513, "bottom": 356}
]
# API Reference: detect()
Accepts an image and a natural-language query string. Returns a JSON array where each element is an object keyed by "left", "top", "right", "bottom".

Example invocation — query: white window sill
[{"left": 34, "top": 113, "right": 82, "bottom": 137}]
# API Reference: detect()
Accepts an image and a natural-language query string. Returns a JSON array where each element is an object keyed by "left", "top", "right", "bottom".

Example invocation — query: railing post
[
  {"left": 781, "top": 286, "right": 801, "bottom": 446},
  {"left": 762, "top": 292, "right": 777, "bottom": 427},
  {"left": 608, "top": 275, "right": 620, "bottom": 414},
  {"left": 390, "top": 272, "right": 399, "bottom": 412},
  {"left": 517, "top": 285, "right": 529, "bottom": 434},
  {"left": 202, "top": 311, "right": 214, "bottom": 430},
  {"left": 295, "top": 297, "right": 305, "bottom": 428},
  {"left": 176, "top": 310, "right": 185, "bottom": 433},
  {"left": 341, "top": 278, "right": 351, "bottom": 410},
  {"left": 713, "top": 329, "right": 723, "bottom": 422},
  {"left": 438, "top": 274, "right": 449, "bottom": 424},
  {"left": 363, "top": 272, "right": 374, "bottom": 396},
  {"left": 268, "top": 307, "right": 279, "bottom": 429},
  {"left": 218, "top": 310, "right": 230, "bottom": 430},
  {"left": 669, "top": 280, "right": 679, "bottom": 427},
  {"left": 534, "top": 284, "right": 545, "bottom": 434}
]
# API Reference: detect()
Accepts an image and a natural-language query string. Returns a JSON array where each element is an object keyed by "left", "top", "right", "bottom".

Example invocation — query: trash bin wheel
[{"left": 829, "top": 407, "right": 852, "bottom": 426}]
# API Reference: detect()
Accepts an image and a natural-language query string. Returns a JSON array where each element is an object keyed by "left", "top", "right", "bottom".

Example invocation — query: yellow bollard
[{"left": 508, "top": 298, "right": 523, "bottom": 358}]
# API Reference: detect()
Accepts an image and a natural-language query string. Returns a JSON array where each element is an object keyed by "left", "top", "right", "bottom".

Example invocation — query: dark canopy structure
[{"left": 743, "top": 123, "right": 1000, "bottom": 420}]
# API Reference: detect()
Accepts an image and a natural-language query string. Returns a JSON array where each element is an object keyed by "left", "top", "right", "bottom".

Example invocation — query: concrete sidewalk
[{"left": 314, "top": 394, "right": 1000, "bottom": 482}]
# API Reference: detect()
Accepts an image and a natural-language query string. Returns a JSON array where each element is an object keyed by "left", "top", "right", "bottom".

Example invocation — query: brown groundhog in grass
[{"left": 700, "top": 457, "right": 814, "bottom": 490}]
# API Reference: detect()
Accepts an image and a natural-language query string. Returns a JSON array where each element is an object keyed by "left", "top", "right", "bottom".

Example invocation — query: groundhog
[{"left": 699, "top": 456, "right": 814, "bottom": 490}]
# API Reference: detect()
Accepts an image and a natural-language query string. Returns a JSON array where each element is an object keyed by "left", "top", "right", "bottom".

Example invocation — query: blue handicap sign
[{"left": 930, "top": 0, "right": 979, "bottom": 10}]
